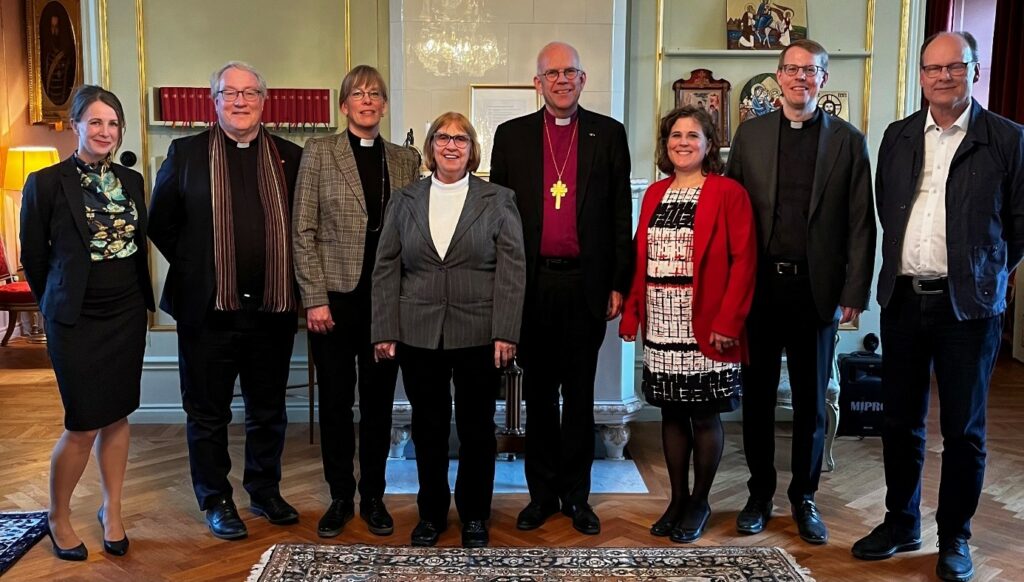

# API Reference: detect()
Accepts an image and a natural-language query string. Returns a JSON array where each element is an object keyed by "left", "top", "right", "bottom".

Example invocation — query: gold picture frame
[{"left": 26, "top": 0, "right": 83, "bottom": 127}]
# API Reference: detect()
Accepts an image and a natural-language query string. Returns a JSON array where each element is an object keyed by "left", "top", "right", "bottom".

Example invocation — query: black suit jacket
[
  {"left": 489, "top": 107, "right": 633, "bottom": 319},
  {"left": 726, "top": 109, "right": 876, "bottom": 321},
  {"left": 875, "top": 100, "right": 1024, "bottom": 320},
  {"left": 20, "top": 157, "right": 155, "bottom": 324},
  {"left": 148, "top": 130, "right": 303, "bottom": 326}
]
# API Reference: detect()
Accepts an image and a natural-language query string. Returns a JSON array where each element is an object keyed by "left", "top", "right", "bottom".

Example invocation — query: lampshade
[{"left": 3, "top": 146, "right": 61, "bottom": 191}]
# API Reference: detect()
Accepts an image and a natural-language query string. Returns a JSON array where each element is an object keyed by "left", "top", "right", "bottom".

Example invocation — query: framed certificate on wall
[{"left": 470, "top": 85, "right": 541, "bottom": 176}]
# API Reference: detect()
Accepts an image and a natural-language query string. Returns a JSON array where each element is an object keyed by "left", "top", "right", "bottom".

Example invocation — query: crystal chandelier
[{"left": 413, "top": 0, "right": 504, "bottom": 77}]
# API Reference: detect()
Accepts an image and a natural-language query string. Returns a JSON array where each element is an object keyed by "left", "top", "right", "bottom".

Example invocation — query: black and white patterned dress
[{"left": 642, "top": 187, "right": 741, "bottom": 412}]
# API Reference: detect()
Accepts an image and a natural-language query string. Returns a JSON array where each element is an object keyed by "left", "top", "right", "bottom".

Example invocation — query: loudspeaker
[{"left": 837, "top": 351, "right": 883, "bottom": 437}]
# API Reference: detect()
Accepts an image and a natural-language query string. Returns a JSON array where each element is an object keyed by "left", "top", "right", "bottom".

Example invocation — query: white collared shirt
[
  {"left": 429, "top": 173, "right": 469, "bottom": 260},
  {"left": 899, "top": 106, "right": 971, "bottom": 277}
]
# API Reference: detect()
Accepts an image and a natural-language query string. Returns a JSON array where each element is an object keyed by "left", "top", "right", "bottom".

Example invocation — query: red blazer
[{"left": 619, "top": 174, "right": 757, "bottom": 363}]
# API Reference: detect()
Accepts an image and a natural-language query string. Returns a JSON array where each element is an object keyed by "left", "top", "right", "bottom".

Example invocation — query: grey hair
[{"left": 209, "top": 61, "right": 268, "bottom": 99}]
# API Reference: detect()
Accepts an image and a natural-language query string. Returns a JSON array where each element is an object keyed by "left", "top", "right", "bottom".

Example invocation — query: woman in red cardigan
[{"left": 620, "top": 106, "right": 757, "bottom": 543}]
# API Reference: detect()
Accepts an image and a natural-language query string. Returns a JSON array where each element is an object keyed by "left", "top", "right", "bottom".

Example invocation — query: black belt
[
  {"left": 897, "top": 275, "right": 948, "bottom": 295},
  {"left": 540, "top": 257, "right": 581, "bottom": 271},
  {"left": 766, "top": 260, "right": 807, "bottom": 276}
]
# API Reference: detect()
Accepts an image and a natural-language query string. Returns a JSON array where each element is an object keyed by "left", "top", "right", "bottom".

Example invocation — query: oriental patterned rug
[
  {"left": 0, "top": 511, "right": 48, "bottom": 577},
  {"left": 247, "top": 543, "right": 814, "bottom": 581}
]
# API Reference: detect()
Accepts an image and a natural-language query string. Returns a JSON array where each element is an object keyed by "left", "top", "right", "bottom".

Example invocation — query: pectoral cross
[{"left": 550, "top": 179, "right": 568, "bottom": 210}]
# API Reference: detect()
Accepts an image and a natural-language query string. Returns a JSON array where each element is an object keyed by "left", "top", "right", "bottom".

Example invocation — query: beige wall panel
[{"left": 506, "top": 23, "right": 613, "bottom": 91}]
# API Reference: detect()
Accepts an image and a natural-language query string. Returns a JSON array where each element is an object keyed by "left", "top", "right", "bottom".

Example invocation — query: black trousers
[
  {"left": 880, "top": 278, "right": 1000, "bottom": 541},
  {"left": 177, "top": 309, "right": 296, "bottom": 510},
  {"left": 400, "top": 343, "right": 499, "bottom": 524},
  {"left": 741, "top": 271, "right": 838, "bottom": 506},
  {"left": 310, "top": 290, "right": 398, "bottom": 502},
  {"left": 521, "top": 265, "right": 607, "bottom": 509}
]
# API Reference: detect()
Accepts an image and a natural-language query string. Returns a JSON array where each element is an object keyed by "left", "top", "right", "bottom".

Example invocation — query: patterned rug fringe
[
  {"left": 0, "top": 511, "right": 49, "bottom": 577},
  {"left": 249, "top": 543, "right": 817, "bottom": 581}
]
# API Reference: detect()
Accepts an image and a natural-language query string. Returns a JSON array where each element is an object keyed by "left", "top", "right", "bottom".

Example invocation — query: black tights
[{"left": 660, "top": 407, "right": 724, "bottom": 520}]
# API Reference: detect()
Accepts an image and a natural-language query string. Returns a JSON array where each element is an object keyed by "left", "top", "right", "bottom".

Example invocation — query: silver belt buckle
[{"left": 911, "top": 277, "right": 943, "bottom": 295}]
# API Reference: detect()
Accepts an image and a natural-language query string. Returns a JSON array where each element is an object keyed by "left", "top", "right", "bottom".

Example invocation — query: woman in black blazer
[{"left": 20, "top": 85, "right": 154, "bottom": 561}]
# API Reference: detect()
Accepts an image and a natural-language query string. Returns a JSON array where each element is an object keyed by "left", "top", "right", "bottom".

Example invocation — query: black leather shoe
[
  {"left": 792, "top": 500, "right": 828, "bottom": 544},
  {"left": 670, "top": 499, "right": 710, "bottom": 543},
  {"left": 46, "top": 529, "right": 87, "bottom": 561},
  {"left": 851, "top": 522, "right": 922, "bottom": 560},
  {"left": 205, "top": 498, "right": 248, "bottom": 540},
  {"left": 936, "top": 538, "right": 974, "bottom": 582},
  {"left": 516, "top": 500, "right": 560, "bottom": 531},
  {"left": 250, "top": 494, "right": 299, "bottom": 525},
  {"left": 650, "top": 505, "right": 682, "bottom": 537},
  {"left": 360, "top": 497, "right": 394, "bottom": 536},
  {"left": 564, "top": 503, "right": 601, "bottom": 535},
  {"left": 736, "top": 497, "right": 772, "bottom": 534},
  {"left": 410, "top": 520, "right": 446, "bottom": 547},
  {"left": 461, "top": 520, "right": 489, "bottom": 548},
  {"left": 317, "top": 498, "right": 355, "bottom": 538},
  {"left": 97, "top": 507, "right": 129, "bottom": 556}
]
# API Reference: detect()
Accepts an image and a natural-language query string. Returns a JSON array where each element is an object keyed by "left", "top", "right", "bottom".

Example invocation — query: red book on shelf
[
  {"left": 321, "top": 89, "right": 332, "bottom": 125},
  {"left": 272, "top": 89, "right": 285, "bottom": 126},
  {"left": 263, "top": 88, "right": 274, "bottom": 125},
  {"left": 189, "top": 87, "right": 202, "bottom": 124},
  {"left": 159, "top": 87, "right": 172, "bottom": 122},
  {"left": 289, "top": 89, "right": 300, "bottom": 126},
  {"left": 306, "top": 89, "right": 317, "bottom": 126},
  {"left": 296, "top": 90, "right": 307, "bottom": 127},
  {"left": 206, "top": 91, "right": 216, "bottom": 124},
  {"left": 169, "top": 87, "right": 182, "bottom": 123}
]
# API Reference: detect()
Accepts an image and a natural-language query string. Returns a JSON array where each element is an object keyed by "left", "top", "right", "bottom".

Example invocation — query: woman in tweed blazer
[
  {"left": 291, "top": 66, "right": 421, "bottom": 538},
  {"left": 372, "top": 112, "right": 526, "bottom": 549}
]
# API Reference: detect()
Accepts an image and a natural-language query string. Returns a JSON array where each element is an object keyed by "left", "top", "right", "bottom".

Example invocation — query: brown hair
[
  {"left": 423, "top": 112, "right": 481, "bottom": 174},
  {"left": 777, "top": 39, "right": 830, "bottom": 71},
  {"left": 69, "top": 85, "right": 127, "bottom": 153},
  {"left": 656, "top": 106, "right": 723, "bottom": 176},
  {"left": 339, "top": 64, "right": 389, "bottom": 106}
]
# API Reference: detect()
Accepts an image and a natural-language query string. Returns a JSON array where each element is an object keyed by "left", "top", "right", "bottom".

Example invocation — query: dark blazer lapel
[
  {"left": 759, "top": 112, "right": 781, "bottom": 233},
  {"left": 527, "top": 110, "right": 545, "bottom": 229},
  {"left": 808, "top": 112, "right": 842, "bottom": 219},
  {"left": 405, "top": 178, "right": 441, "bottom": 260},
  {"left": 575, "top": 107, "right": 597, "bottom": 220},
  {"left": 331, "top": 130, "right": 367, "bottom": 215},
  {"left": 59, "top": 158, "right": 91, "bottom": 247},
  {"left": 899, "top": 112, "right": 928, "bottom": 203},
  {"left": 448, "top": 175, "right": 493, "bottom": 252},
  {"left": 950, "top": 100, "right": 987, "bottom": 169}
]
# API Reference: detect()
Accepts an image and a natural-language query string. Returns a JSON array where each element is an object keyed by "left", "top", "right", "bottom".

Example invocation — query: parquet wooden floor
[{"left": 1, "top": 340, "right": 1022, "bottom": 581}]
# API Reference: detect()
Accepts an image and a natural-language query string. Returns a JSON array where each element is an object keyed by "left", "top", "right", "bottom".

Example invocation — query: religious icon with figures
[
  {"left": 727, "top": 0, "right": 807, "bottom": 50},
  {"left": 818, "top": 91, "right": 850, "bottom": 123},
  {"left": 673, "top": 69, "right": 732, "bottom": 147},
  {"left": 738, "top": 73, "right": 782, "bottom": 124}
]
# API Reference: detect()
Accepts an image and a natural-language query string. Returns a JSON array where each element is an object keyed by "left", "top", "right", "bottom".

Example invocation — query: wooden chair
[{"left": 0, "top": 237, "right": 40, "bottom": 346}]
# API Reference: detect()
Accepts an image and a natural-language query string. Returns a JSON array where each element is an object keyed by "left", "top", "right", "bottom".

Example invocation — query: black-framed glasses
[
  {"left": 921, "top": 62, "right": 976, "bottom": 78},
  {"left": 434, "top": 133, "right": 471, "bottom": 149},
  {"left": 349, "top": 89, "right": 383, "bottom": 102},
  {"left": 218, "top": 88, "right": 262, "bottom": 102},
  {"left": 540, "top": 67, "right": 583, "bottom": 82},
  {"left": 779, "top": 64, "right": 825, "bottom": 77}
]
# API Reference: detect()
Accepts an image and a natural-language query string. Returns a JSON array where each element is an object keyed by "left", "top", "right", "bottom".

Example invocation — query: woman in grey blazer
[{"left": 371, "top": 112, "right": 525, "bottom": 549}]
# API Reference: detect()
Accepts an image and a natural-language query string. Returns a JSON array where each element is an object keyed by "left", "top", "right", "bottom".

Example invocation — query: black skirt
[{"left": 46, "top": 258, "right": 146, "bottom": 431}]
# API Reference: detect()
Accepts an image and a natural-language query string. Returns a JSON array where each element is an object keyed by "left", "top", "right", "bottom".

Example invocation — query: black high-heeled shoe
[
  {"left": 97, "top": 507, "right": 129, "bottom": 556},
  {"left": 650, "top": 510, "right": 678, "bottom": 537},
  {"left": 46, "top": 528, "right": 88, "bottom": 561},
  {"left": 670, "top": 499, "right": 711, "bottom": 543}
]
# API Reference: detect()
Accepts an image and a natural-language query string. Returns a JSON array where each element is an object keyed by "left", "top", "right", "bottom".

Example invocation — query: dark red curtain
[
  {"left": 925, "top": 0, "right": 954, "bottom": 37},
  {"left": 988, "top": 0, "right": 1024, "bottom": 122}
]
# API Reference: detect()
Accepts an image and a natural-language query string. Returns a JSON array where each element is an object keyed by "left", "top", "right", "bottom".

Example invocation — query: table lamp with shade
[{"left": 1, "top": 146, "right": 60, "bottom": 343}]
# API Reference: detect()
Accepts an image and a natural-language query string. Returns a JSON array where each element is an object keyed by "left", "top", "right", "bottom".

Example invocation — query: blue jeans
[{"left": 880, "top": 278, "right": 1001, "bottom": 540}]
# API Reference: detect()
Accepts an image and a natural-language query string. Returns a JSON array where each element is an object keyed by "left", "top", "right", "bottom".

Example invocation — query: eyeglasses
[
  {"left": 349, "top": 89, "right": 383, "bottom": 102},
  {"left": 433, "top": 133, "right": 471, "bottom": 149},
  {"left": 218, "top": 89, "right": 262, "bottom": 102},
  {"left": 779, "top": 64, "right": 825, "bottom": 77},
  {"left": 540, "top": 68, "right": 583, "bottom": 82},
  {"left": 920, "top": 62, "right": 976, "bottom": 78}
]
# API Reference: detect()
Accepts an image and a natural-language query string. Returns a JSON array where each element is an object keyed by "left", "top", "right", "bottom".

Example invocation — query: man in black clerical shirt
[
  {"left": 292, "top": 65, "right": 421, "bottom": 539},
  {"left": 726, "top": 39, "right": 876, "bottom": 545},
  {"left": 149, "top": 61, "right": 304, "bottom": 541}
]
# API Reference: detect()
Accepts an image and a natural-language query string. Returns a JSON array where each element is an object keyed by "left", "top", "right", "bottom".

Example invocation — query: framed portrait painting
[
  {"left": 672, "top": 69, "right": 731, "bottom": 147},
  {"left": 26, "top": 0, "right": 83, "bottom": 126}
]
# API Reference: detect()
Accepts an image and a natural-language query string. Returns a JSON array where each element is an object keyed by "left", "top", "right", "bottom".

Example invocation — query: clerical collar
[
  {"left": 348, "top": 130, "right": 379, "bottom": 149},
  {"left": 543, "top": 108, "right": 577, "bottom": 127},
  {"left": 782, "top": 108, "right": 821, "bottom": 129},
  {"left": 360, "top": 138, "right": 375, "bottom": 147},
  {"left": 224, "top": 134, "right": 256, "bottom": 149}
]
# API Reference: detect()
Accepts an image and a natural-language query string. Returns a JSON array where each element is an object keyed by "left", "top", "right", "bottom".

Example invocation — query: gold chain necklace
[{"left": 543, "top": 115, "right": 578, "bottom": 210}]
